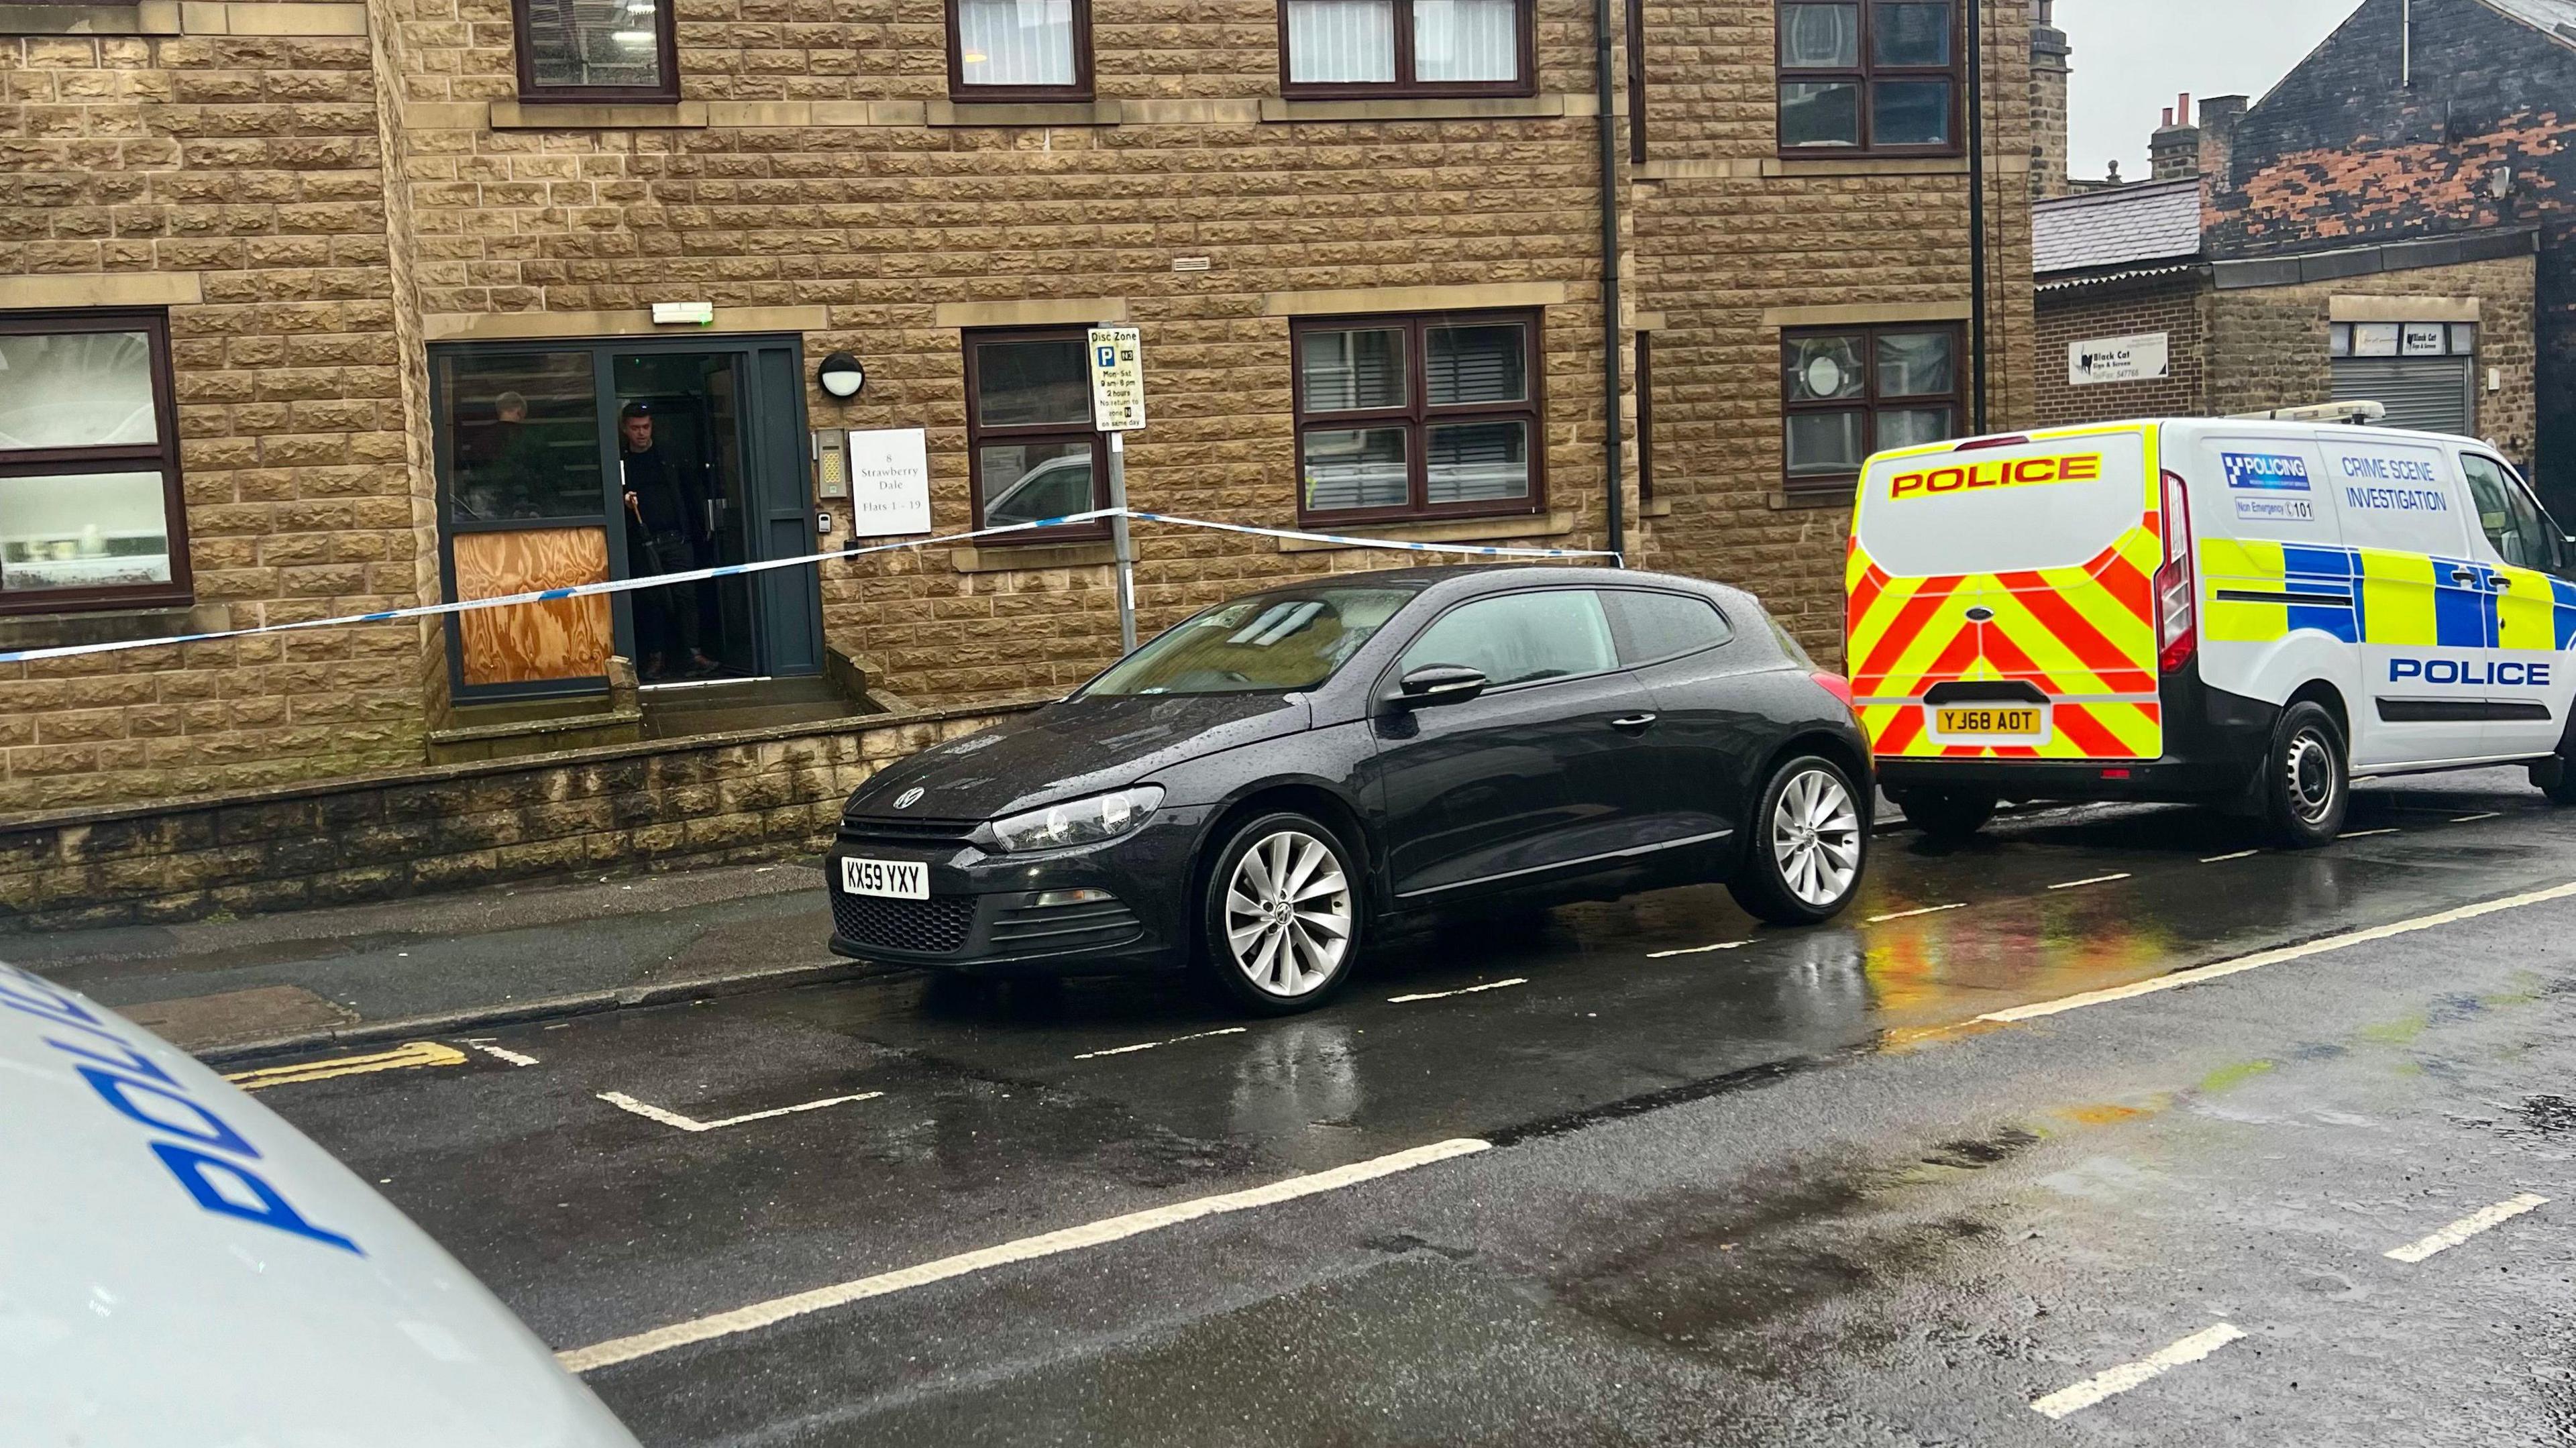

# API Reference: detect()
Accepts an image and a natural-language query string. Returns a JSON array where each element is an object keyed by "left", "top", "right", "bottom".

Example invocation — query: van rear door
[{"left": 1849, "top": 427, "right": 2160, "bottom": 762}]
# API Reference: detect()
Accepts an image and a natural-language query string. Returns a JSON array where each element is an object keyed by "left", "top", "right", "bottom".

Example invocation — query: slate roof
[
  {"left": 2480, "top": 0, "right": 2576, "bottom": 47},
  {"left": 2032, "top": 178, "right": 2206, "bottom": 277}
]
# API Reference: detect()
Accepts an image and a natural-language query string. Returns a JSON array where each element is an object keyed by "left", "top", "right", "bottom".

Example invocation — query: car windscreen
[{"left": 1083, "top": 587, "right": 1419, "bottom": 696}]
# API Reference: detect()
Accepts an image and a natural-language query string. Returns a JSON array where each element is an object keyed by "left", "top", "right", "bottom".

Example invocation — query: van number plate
[
  {"left": 1935, "top": 707, "right": 2044, "bottom": 738},
  {"left": 841, "top": 856, "right": 929, "bottom": 900}
]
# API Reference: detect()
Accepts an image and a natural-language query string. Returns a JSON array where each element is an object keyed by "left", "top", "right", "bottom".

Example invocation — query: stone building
[{"left": 0, "top": 0, "right": 2037, "bottom": 826}]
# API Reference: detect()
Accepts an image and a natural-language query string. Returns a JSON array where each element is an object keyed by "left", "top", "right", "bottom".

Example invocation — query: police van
[
  {"left": 1845, "top": 410, "right": 2576, "bottom": 846},
  {"left": 0, "top": 961, "right": 640, "bottom": 1447}
]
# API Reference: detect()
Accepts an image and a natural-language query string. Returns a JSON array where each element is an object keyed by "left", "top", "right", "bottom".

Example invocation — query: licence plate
[
  {"left": 1935, "top": 706, "right": 2045, "bottom": 738},
  {"left": 841, "top": 856, "right": 929, "bottom": 900}
]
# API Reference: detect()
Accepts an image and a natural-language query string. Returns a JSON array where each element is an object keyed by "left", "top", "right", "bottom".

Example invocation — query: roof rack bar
[{"left": 2222, "top": 400, "right": 2388, "bottom": 425}]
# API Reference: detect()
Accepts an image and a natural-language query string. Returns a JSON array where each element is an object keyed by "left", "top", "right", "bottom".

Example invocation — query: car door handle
[
  {"left": 2451, "top": 568, "right": 2483, "bottom": 585},
  {"left": 1610, "top": 714, "right": 1659, "bottom": 732}
]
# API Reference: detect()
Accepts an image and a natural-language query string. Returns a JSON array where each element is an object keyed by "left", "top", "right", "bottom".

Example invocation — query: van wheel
[
  {"left": 2263, "top": 700, "right": 2348, "bottom": 848},
  {"left": 1731, "top": 756, "right": 1868, "bottom": 926},
  {"left": 1892, "top": 788, "right": 1996, "bottom": 839}
]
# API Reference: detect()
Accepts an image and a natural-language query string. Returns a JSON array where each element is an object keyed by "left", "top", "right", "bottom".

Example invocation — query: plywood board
[{"left": 453, "top": 526, "right": 612, "bottom": 686}]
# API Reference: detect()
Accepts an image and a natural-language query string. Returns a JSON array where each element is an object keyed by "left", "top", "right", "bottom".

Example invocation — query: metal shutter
[{"left": 2330, "top": 357, "right": 2474, "bottom": 435}]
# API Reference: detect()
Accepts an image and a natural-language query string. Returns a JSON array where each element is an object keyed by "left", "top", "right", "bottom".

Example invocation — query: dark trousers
[{"left": 630, "top": 527, "right": 702, "bottom": 669}]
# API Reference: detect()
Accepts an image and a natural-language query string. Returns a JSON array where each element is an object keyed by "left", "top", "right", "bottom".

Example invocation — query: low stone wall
[{"left": 0, "top": 697, "right": 1048, "bottom": 933}]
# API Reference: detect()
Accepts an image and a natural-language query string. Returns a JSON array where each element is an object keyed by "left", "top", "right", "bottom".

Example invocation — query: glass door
[{"left": 433, "top": 335, "right": 819, "bottom": 703}]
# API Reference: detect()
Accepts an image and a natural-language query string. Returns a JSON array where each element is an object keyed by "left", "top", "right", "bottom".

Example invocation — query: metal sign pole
[{"left": 1108, "top": 431, "right": 1136, "bottom": 655}]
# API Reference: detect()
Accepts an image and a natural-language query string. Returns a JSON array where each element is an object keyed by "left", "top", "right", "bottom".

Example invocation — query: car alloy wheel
[
  {"left": 1222, "top": 828, "right": 1354, "bottom": 999},
  {"left": 1770, "top": 765, "right": 1863, "bottom": 909}
]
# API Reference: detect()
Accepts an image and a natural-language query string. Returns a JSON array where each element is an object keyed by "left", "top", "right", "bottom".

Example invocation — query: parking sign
[{"left": 1087, "top": 327, "right": 1146, "bottom": 432}]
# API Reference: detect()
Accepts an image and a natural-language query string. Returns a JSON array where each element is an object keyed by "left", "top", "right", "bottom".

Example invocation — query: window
[
  {"left": 1294, "top": 311, "right": 1544, "bottom": 524},
  {"left": 1777, "top": 1, "right": 1958, "bottom": 153},
  {"left": 1635, "top": 331, "right": 1655, "bottom": 504},
  {"left": 1782, "top": 325, "right": 1960, "bottom": 503},
  {"left": 2330, "top": 322, "right": 2477, "bottom": 359},
  {"left": 966, "top": 329, "right": 1109, "bottom": 541},
  {"left": 1625, "top": 0, "right": 1648, "bottom": 161},
  {"left": 1608, "top": 589, "right": 1730, "bottom": 665},
  {"left": 2463, "top": 455, "right": 2566, "bottom": 577},
  {"left": 0, "top": 312, "right": 189, "bottom": 612},
  {"left": 1085, "top": 585, "right": 1419, "bottom": 695},
  {"left": 950, "top": 0, "right": 1091, "bottom": 100},
  {"left": 1398, "top": 589, "right": 1617, "bottom": 687},
  {"left": 515, "top": 0, "right": 679, "bottom": 103},
  {"left": 1281, "top": 0, "right": 1532, "bottom": 97}
]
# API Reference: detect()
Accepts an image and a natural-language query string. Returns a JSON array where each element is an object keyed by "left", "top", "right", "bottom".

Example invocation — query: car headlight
[{"left": 987, "top": 786, "right": 1164, "bottom": 854}]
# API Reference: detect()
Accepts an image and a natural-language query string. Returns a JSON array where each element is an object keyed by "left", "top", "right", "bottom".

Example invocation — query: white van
[{"left": 1845, "top": 416, "right": 2576, "bottom": 845}]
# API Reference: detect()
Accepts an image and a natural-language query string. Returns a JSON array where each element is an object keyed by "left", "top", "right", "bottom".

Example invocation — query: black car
[{"left": 827, "top": 566, "right": 1872, "bottom": 1014}]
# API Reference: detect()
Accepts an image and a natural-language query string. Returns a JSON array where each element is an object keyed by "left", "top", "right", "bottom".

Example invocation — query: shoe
[{"left": 686, "top": 653, "right": 724, "bottom": 678}]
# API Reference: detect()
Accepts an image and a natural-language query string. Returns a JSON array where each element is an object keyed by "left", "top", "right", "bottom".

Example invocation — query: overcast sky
[{"left": 2059, "top": 0, "right": 2365, "bottom": 183}]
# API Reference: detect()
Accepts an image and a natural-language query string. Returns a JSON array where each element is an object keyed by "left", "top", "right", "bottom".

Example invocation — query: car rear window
[
  {"left": 1083, "top": 586, "right": 1418, "bottom": 696},
  {"left": 1608, "top": 590, "right": 1732, "bottom": 665}
]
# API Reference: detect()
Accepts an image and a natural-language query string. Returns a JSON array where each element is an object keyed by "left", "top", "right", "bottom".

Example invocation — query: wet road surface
[{"left": 237, "top": 772, "right": 2576, "bottom": 1445}]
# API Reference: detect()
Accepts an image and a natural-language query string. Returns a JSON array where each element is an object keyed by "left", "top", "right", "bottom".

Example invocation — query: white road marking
[
  {"left": 460, "top": 1038, "right": 539, "bottom": 1066},
  {"left": 1073, "top": 1027, "right": 1248, "bottom": 1061},
  {"left": 1865, "top": 903, "right": 1968, "bottom": 924},
  {"left": 597, "top": 1089, "right": 883, "bottom": 1133},
  {"left": 1979, "top": 880, "right": 2576, "bottom": 1025},
  {"left": 2450, "top": 812, "right": 2502, "bottom": 824},
  {"left": 2199, "top": 850, "right": 2259, "bottom": 864},
  {"left": 2048, "top": 873, "right": 2133, "bottom": 891},
  {"left": 2383, "top": 1193, "right": 2548, "bottom": 1264},
  {"left": 2340, "top": 828, "right": 2400, "bottom": 839},
  {"left": 1647, "top": 939, "right": 1754, "bottom": 958},
  {"left": 1388, "top": 978, "right": 1529, "bottom": 1003},
  {"left": 2030, "top": 1323, "right": 2246, "bottom": 1419},
  {"left": 555, "top": 1136, "right": 1493, "bottom": 1373}
]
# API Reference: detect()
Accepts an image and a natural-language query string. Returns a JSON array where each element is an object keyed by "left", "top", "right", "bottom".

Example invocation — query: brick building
[
  {"left": 2201, "top": 0, "right": 2575, "bottom": 509},
  {"left": 0, "top": 0, "right": 2036, "bottom": 820}
]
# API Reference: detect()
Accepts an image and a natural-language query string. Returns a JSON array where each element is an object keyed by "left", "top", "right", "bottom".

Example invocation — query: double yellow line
[{"left": 225, "top": 1040, "right": 467, "bottom": 1093}]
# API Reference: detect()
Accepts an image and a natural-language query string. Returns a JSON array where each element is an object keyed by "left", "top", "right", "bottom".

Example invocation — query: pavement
[{"left": 125, "top": 765, "right": 2576, "bottom": 1446}]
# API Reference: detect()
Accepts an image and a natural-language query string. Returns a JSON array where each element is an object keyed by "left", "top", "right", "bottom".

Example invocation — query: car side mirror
[{"left": 1393, "top": 664, "right": 1487, "bottom": 709}]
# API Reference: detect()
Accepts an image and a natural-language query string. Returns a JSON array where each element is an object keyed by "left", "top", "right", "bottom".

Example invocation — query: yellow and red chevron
[{"left": 1847, "top": 520, "right": 2166, "bottom": 762}]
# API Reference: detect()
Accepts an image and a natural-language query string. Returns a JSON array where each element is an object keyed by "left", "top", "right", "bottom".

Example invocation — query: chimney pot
[
  {"left": 2162, "top": 107, "right": 2174, "bottom": 127},
  {"left": 2180, "top": 92, "right": 2192, "bottom": 121}
]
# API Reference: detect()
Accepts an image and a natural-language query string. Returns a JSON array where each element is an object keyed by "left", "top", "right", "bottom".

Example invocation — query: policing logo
[
  {"left": 2220, "top": 452, "right": 2312, "bottom": 492},
  {"left": 2391, "top": 658, "right": 2553, "bottom": 687}
]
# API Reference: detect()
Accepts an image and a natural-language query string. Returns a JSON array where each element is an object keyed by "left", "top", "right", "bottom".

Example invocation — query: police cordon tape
[{"left": 0, "top": 509, "right": 1623, "bottom": 667}]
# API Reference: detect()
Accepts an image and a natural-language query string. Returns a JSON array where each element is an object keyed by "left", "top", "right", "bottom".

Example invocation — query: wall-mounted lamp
[
  {"left": 818, "top": 351, "right": 866, "bottom": 400},
  {"left": 2489, "top": 166, "right": 2516, "bottom": 201}
]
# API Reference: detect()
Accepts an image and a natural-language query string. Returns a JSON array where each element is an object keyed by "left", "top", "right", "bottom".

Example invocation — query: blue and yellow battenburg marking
[{"left": 2201, "top": 539, "right": 2576, "bottom": 651}]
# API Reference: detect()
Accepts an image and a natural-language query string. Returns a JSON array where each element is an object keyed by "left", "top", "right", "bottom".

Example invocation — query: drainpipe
[
  {"left": 2402, "top": 0, "right": 2413, "bottom": 88},
  {"left": 1966, "top": 0, "right": 1990, "bottom": 434},
  {"left": 1596, "top": 0, "right": 1626, "bottom": 565}
]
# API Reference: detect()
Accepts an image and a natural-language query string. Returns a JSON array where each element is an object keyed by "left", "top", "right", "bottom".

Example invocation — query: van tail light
[
  {"left": 2155, "top": 468, "right": 2197, "bottom": 675},
  {"left": 1812, "top": 671, "right": 1858, "bottom": 714}
]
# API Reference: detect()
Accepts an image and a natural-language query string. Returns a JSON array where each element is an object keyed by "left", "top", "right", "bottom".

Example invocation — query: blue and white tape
[
  {"left": 1127, "top": 510, "right": 1623, "bottom": 563},
  {"left": 0, "top": 508, "right": 1617, "bottom": 667}
]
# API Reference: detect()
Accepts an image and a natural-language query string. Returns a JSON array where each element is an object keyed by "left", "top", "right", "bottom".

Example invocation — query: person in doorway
[{"left": 619, "top": 400, "right": 721, "bottom": 679}]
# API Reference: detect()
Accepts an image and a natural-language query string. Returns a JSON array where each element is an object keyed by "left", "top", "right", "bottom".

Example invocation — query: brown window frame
[
  {"left": 1277, "top": 0, "right": 1539, "bottom": 100},
  {"left": 963, "top": 326, "right": 1112, "bottom": 545},
  {"left": 0, "top": 309, "right": 192, "bottom": 616},
  {"left": 1291, "top": 309, "right": 1547, "bottom": 528},
  {"left": 1635, "top": 330, "right": 1654, "bottom": 504},
  {"left": 511, "top": 0, "right": 682, "bottom": 105},
  {"left": 1775, "top": 0, "right": 1964, "bottom": 158},
  {"left": 947, "top": 0, "right": 1095, "bottom": 103},
  {"left": 1780, "top": 322, "right": 1964, "bottom": 505},
  {"left": 1625, "top": 0, "right": 1648, "bottom": 162}
]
